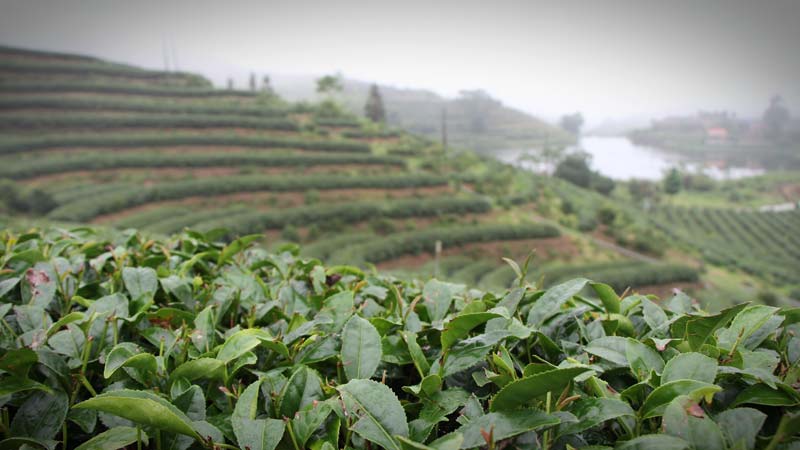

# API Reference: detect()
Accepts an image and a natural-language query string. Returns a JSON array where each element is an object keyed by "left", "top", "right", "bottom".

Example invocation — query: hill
[
  {"left": 271, "top": 73, "right": 574, "bottom": 151},
  {"left": 3, "top": 45, "right": 798, "bottom": 309}
]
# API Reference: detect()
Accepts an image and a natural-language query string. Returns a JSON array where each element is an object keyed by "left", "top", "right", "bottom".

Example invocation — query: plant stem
[
  {"left": 285, "top": 419, "right": 301, "bottom": 450},
  {"left": 137, "top": 426, "right": 142, "bottom": 450}
]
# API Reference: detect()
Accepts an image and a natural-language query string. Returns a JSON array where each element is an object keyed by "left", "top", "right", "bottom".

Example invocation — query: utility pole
[
  {"left": 434, "top": 240, "right": 442, "bottom": 278},
  {"left": 441, "top": 106, "right": 448, "bottom": 152}
]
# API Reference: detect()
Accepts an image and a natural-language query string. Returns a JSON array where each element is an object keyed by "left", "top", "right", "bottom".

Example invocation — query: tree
[
  {"left": 316, "top": 74, "right": 343, "bottom": 96},
  {"left": 628, "top": 179, "right": 658, "bottom": 203},
  {"left": 226, "top": 78, "right": 234, "bottom": 90},
  {"left": 554, "top": 153, "right": 592, "bottom": 188},
  {"left": 763, "top": 95, "right": 791, "bottom": 140},
  {"left": 539, "top": 144, "right": 566, "bottom": 174},
  {"left": 261, "top": 75, "right": 274, "bottom": 95},
  {"left": 559, "top": 112, "right": 584, "bottom": 135},
  {"left": 364, "top": 84, "right": 386, "bottom": 123},
  {"left": 663, "top": 168, "right": 682, "bottom": 195},
  {"left": 249, "top": 73, "right": 256, "bottom": 91}
]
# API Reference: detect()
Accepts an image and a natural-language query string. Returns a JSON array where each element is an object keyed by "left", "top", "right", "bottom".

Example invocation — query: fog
[{"left": 1, "top": 0, "right": 799, "bottom": 125}]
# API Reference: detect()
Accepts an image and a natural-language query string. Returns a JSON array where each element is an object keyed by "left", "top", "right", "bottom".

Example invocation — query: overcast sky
[{"left": 1, "top": 0, "right": 798, "bottom": 124}]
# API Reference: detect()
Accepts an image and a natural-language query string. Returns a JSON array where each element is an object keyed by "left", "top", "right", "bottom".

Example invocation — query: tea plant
[{"left": 0, "top": 226, "right": 798, "bottom": 449}]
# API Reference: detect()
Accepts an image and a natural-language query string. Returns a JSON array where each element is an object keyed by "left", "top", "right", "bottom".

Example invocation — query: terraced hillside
[
  {"left": 0, "top": 45, "right": 700, "bottom": 296},
  {"left": 653, "top": 206, "right": 800, "bottom": 284}
]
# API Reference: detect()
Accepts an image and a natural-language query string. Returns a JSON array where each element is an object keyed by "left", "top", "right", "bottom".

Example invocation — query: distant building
[{"left": 704, "top": 126, "right": 729, "bottom": 145}]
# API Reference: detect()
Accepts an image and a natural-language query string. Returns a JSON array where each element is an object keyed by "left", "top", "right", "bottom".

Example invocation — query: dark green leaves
[
  {"left": 10, "top": 390, "right": 68, "bottom": 440},
  {"left": 216, "top": 328, "right": 272, "bottom": 363},
  {"left": 74, "top": 427, "right": 146, "bottom": 450},
  {"left": 422, "top": 279, "right": 463, "bottom": 323},
  {"left": 490, "top": 367, "right": 591, "bottom": 411},
  {"left": 457, "top": 409, "right": 559, "bottom": 448},
  {"left": 73, "top": 390, "right": 200, "bottom": 440},
  {"left": 527, "top": 278, "right": 589, "bottom": 326},
  {"left": 341, "top": 315, "right": 382, "bottom": 380},
  {"left": 661, "top": 352, "right": 717, "bottom": 384},
  {"left": 232, "top": 380, "right": 286, "bottom": 450},
  {"left": 338, "top": 379, "right": 409, "bottom": 450},
  {"left": 121, "top": 267, "right": 158, "bottom": 301}
]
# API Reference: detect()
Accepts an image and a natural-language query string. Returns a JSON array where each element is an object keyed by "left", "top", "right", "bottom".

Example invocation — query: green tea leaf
[
  {"left": 337, "top": 379, "right": 409, "bottom": 450},
  {"left": 585, "top": 336, "right": 628, "bottom": 366},
  {"left": 441, "top": 311, "right": 502, "bottom": 352},
  {"left": 422, "top": 279, "right": 463, "bottom": 323},
  {"left": 0, "top": 376, "right": 51, "bottom": 397},
  {"left": 590, "top": 282, "right": 620, "bottom": 314},
  {"left": 341, "top": 315, "right": 382, "bottom": 380},
  {"left": 10, "top": 390, "right": 68, "bottom": 440},
  {"left": 457, "top": 409, "right": 559, "bottom": 448},
  {"left": 731, "top": 383, "right": 800, "bottom": 407},
  {"left": 232, "top": 380, "right": 286, "bottom": 450},
  {"left": 661, "top": 352, "right": 717, "bottom": 385},
  {"left": 490, "top": 367, "right": 591, "bottom": 411},
  {"left": 527, "top": 278, "right": 589, "bottom": 326},
  {"left": 170, "top": 358, "right": 225, "bottom": 383},
  {"left": 640, "top": 380, "right": 721, "bottom": 419},
  {"left": 557, "top": 398, "right": 634, "bottom": 438},
  {"left": 74, "top": 426, "right": 146, "bottom": 450},
  {"left": 662, "top": 395, "right": 724, "bottom": 450},
  {"left": 73, "top": 390, "right": 200, "bottom": 440},
  {"left": 216, "top": 328, "right": 272, "bottom": 363},
  {"left": 278, "top": 366, "right": 323, "bottom": 418},
  {"left": 122, "top": 267, "right": 158, "bottom": 301},
  {"left": 625, "top": 338, "right": 664, "bottom": 381},
  {"left": 715, "top": 408, "right": 766, "bottom": 450},
  {"left": 103, "top": 344, "right": 157, "bottom": 379}
]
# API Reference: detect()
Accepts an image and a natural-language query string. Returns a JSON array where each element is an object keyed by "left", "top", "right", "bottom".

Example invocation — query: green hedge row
[
  {"left": 0, "top": 133, "right": 372, "bottom": 155},
  {"left": 0, "top": 96, "right": 295, "bottom": 117},
  {"left": 313, "top": 117, "right": 361, "bottom": 127},
  {"left": 47, "top": 173, "right": 450, "bottom": 221},
  {"left": 192, "top": 196, "right": 492, "bottom": 237},
  {"left": 0, "top": 113, "right": 299, "bottom": 132},
  {"left": 542, "top": 260, "right": 699, "bottom": 291},
  {"left": 341, "top": 129, "right": 402, "bottom": 139},
  {"left": 1, "top": 152, "right": 404, "bottom": 179},
  {"left": 332, "top": 223, "right": 560, "bottom": 264},
  {"left": 0, "top": 45, "right": 103, "bottom": 63},
  {"left": 0, "top": 80, "right": 255, "bottom": 98},
  {"left": 0, "top": 60, "right": 208, "bottom": 85},
  {"left": 654, "top": 206, "right": 800, "bottom": 284}
]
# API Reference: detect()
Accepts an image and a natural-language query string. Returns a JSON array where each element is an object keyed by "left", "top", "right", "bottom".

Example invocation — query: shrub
[
  {"left": 0, "top": 226, "right": 795, "bottom": 450},
  {"left": 597, "top": 205, "right": 618, "bottom": 225}
]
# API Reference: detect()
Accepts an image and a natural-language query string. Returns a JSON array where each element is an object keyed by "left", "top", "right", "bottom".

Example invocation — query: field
[{"left": 0, "top": 46, "right": 705, "bottom": 300}]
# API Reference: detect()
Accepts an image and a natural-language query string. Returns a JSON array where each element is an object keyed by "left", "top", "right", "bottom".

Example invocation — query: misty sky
[{"left": 1, "top": 0, "right": 798, "bottom": 124}]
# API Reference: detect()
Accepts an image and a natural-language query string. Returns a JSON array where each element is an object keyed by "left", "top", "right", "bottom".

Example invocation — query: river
[{"left": 494, "top": 136, "right": 765, "bottom": 181}]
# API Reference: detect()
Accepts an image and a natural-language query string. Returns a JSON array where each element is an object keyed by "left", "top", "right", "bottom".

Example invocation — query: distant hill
[{"left": 271, "top": 74, "right": 573, "bottom": 151}]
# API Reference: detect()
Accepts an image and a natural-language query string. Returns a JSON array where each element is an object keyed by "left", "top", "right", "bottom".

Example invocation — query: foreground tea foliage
[{"left": 0, "top": 227, "right": 798, "bottom": 449}]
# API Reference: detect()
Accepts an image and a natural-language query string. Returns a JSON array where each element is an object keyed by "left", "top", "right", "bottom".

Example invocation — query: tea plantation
[
  {"left": 0, "top": 45, "right": 700, "bottom": 296},
  {"left": 1, "top": 44, "right": 799, "bottom": 450}
]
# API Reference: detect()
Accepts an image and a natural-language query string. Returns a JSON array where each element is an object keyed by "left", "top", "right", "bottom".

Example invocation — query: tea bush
[{"left": 0, "top": 226, "right": 797, "bottom": 449}]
